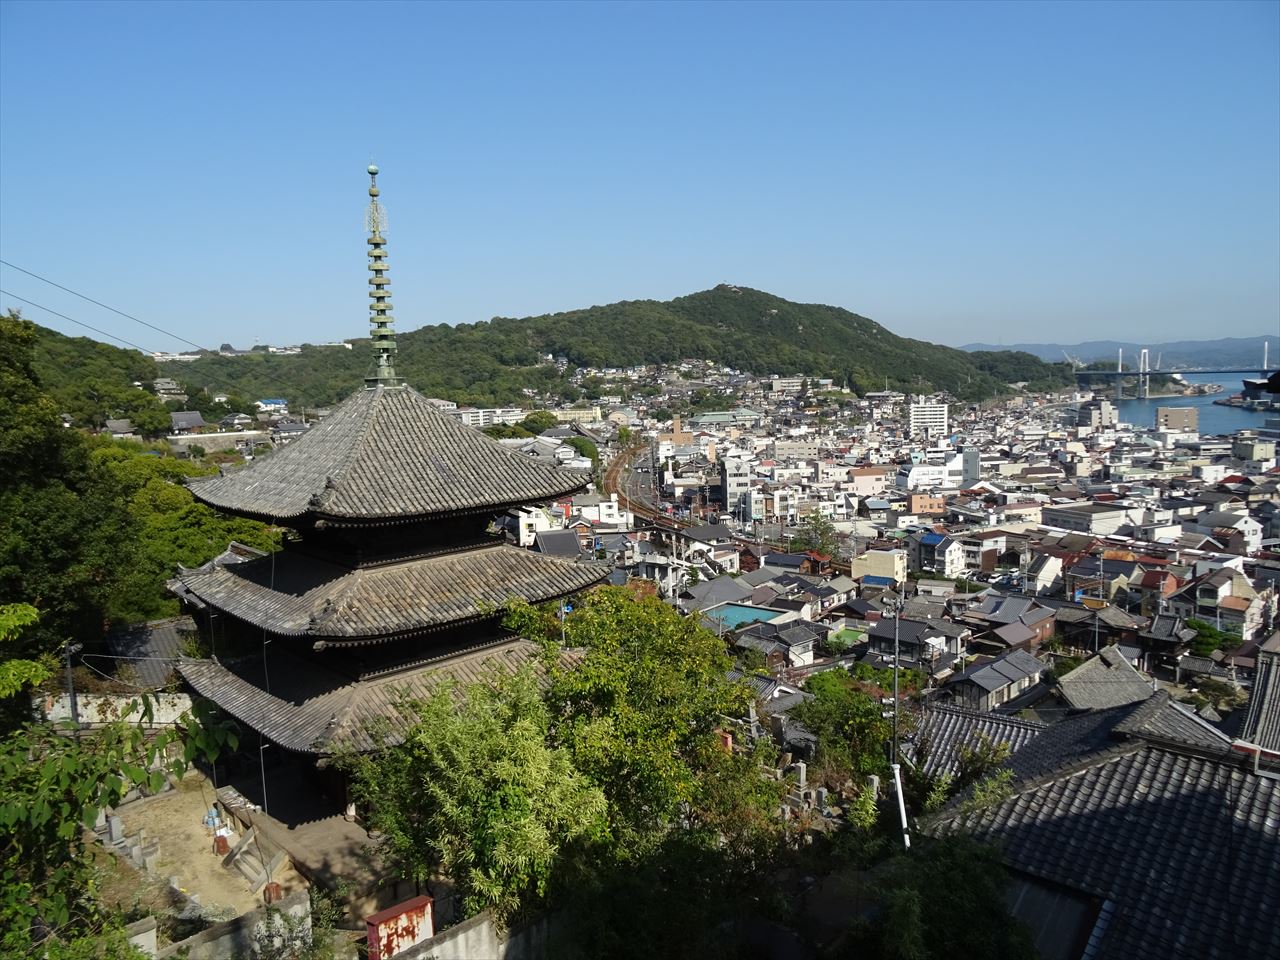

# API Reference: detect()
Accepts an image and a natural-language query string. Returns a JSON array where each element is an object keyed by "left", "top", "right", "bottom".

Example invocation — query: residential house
[
  {"left": 927, "top": 692, "right": 1279, "bottom": 960},
  {"left": 169, "top": 410, "right": 205, "bottom": 434},
  {"left": 865, "top": 617, "right": 961, "bottom": 677},
  {"left": 944, "top": 649, "right": 1045, "bottom": 712},
  {"left": 850, "top": 548, "right": 906, "bottom": 586}
]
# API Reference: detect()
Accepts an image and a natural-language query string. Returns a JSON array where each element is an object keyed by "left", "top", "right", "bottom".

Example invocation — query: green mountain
[{"left": 29, "top": 286, "right": 1077, "bottom": 410}]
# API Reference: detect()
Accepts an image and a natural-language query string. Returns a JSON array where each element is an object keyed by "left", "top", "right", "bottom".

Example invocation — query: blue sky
[{"left": 1, "top": 1, "right": 1276, "bottom": 353}]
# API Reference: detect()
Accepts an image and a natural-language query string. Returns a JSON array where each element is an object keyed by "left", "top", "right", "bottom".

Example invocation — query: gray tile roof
[
  {"left": 532, "top": 530, "right": 586, "bottom": 558},
  {"left": 1056, "top": 647, "right": 1154, "bottom": 710},
  {"left": 177, "top": 638, "right": 565, "bottom": 754},
  {"left": 907, "top": 705, "right": 1046, "bottom": 779},
  {"left": 932, "top": 732, "right": 1280, "bottom": 959},
  {"left": 172, "top": 543, "right": 607, "bottom": 643},
  {"left": 1240, "top": 641, "right": 1280, "bottom": 751},
  {"left": 108, "top": 616, "right": 198, "bottom": 688},
  {"left": 188, "top": 385, "right": 588, "bottom": 523},
  {"left": 949, "top": 649, "right": 1045, "bottom": 693}
]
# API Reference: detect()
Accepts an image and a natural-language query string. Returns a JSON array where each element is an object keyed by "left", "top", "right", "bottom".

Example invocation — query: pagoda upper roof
[
  {"left": 187, "top": 384, "right": 588, "bottom": 524},
  {"left": 170, "top": 542, "right": 606, "bottom": 644}
]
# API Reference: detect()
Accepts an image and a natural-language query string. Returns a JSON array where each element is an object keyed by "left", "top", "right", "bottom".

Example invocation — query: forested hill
[{"left": 29, "top": 286, "right": 1074, "bottom": 408}]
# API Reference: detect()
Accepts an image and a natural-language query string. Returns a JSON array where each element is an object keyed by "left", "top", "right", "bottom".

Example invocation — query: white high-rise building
[{"left": 908, "top": 400, "right": 949, "bottom": 440}]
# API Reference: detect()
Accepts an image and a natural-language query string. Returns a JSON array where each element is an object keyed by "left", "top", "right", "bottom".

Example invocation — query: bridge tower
[{"left": 1139, "top": 348, "right": 1150, "bottom": 399}]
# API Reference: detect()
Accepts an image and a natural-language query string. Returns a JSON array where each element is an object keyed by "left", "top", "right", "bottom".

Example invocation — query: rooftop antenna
[{"left": 364, "top": 164, "right": 402, "bottom": 387}]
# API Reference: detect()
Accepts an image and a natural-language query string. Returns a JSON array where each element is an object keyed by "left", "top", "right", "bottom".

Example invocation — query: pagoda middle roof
[
  {"left": 187, "top": 384, "right": 588, "bottom": 523},
  {"left": 171, "top": 542, "right": 606, "bottom": 644}
]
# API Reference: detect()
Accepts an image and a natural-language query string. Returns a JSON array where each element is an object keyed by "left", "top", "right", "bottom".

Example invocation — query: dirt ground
[{"left": 108, "top": 771, "right": 307, "bottom": 920}]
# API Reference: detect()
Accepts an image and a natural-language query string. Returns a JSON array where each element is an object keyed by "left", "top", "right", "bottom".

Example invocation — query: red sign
[{"left": 366, "top": 895, "right": 434, "bottom": 960}]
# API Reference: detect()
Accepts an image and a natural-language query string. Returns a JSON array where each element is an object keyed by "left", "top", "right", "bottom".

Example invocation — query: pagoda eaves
[{"left": 188, "top": 384, "right": 588, "bottom": 526}]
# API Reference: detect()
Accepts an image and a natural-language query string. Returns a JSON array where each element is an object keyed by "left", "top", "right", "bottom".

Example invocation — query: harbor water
[{"left": 1113, "top": 373, "right": 1272, "bottom": 437}]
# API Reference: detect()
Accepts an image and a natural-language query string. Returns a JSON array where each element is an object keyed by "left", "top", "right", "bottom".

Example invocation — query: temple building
[{"left": 173, "top": 166, "right": 605, "bottom": 779}]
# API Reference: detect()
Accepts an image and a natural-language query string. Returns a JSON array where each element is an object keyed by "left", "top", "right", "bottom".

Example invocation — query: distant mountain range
[
  {"left": 958, "top": 335, "right": 1278, "bottom": 370},
  {"left": 23, "top": 286, "right": 1078, "bottom": 408}
]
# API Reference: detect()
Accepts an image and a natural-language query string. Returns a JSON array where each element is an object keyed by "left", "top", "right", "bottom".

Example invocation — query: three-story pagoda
[{"left": 174, "top": 166, "right": 605, "bottom": 761}]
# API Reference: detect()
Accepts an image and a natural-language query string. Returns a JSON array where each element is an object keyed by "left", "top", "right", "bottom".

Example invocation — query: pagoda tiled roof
[
  {"left": 171, "top": 542, "right": 607, "bottom": 643},
  {"left": 187, "top": 384, "right": 588, "bottom": 524},
  {"left": 177, "top": 637, "right": 575, "bottom": 754}
]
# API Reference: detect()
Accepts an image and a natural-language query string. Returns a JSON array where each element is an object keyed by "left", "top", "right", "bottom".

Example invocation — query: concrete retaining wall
[
  {"left": 37, "top": 692, "right": 192, "bottom": 727},
  {"left": 157, "top": 889, "right": 310, "bottom": 960},
  {"left": 398, "top": 910, "right": 558, "bottom": 960}
]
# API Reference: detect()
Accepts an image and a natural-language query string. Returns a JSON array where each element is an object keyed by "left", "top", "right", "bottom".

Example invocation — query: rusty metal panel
[{"left": 366, "top": 895, "right": 434, "bottom": 960}]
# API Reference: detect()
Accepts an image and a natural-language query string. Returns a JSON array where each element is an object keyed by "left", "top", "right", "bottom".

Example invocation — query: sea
[{"left": 1114, "top": 372, "right": 1272, "bottom": 437}]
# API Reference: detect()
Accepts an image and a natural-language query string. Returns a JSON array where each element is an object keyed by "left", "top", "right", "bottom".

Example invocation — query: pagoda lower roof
[
  {"left": 186, "top": 384, "right": 588, "bottom": 524},
  {"left": 177, "top": 637, "right": 562, "bottom": 755},
  {"left": 171, "top": 542, "right": 606, "bottom": 644}
]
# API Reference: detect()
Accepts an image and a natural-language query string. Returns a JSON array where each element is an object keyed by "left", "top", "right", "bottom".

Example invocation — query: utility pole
[
  {"left": 64, "top": 642, "right": 83, "bottom": 738},
  {"left": 1094, "top": 552, "right": 1103, "bottom": 653}
]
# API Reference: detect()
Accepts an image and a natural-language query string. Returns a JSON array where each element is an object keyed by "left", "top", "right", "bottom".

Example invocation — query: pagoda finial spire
[{"left": 364, "top": 164, "right": 402, "bottom": 387}]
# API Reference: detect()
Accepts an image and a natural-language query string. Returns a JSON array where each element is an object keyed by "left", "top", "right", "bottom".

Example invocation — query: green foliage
[
  {"left": 967, "top": 349, "right": 1076, "bottom": 393},
  {"left": 734, "top": 647, "right": 768, "bottom": 675},
  {"left": 511, "top": 588, "right": 757, "bottom": 852},
  {"left": 0, "top": 604, "right": 51, "bottom": 700},
  {"left": 1, "top": 314, "right": 138, "bottom": 653},
  {"left": 823, "top": 630, "right": 857, "bottom": 655},
  {"left": 520, "top": 410, "right": 560, "bottom": 434},
  {"left": 1, "top": 316, "right": 277, "bottom": 654},
  {"left": 791, "top": 671, "right": 894, "bottom": 780},
  {"left": 565, "top": 435, "right": 598, "bottom": 468},
  {"left": 840, "top": 836, "right": 1035, "bottom": 960},
  {"left": 1186, "top": 618, "right": 1241, "bottom": 656},
  {"left": 1050, "top": 655, "right": 1082, "bottom": 679},
  {"left": 74, "top": 287, "right": 1075, "bottom": 408},
  {"left": 252, "top": 886, "right": 344, "bottom": 960},
  {"left": 848, "top": 661, "right": 924, "bottom": 693},
  {"left": 346, "top": 668, "right": 609, "bottom": 924},
  {"left": 961, "top": 768, "right": 1016, "bottom": 817},
  {"left": 482, "top": 423, "right": 534, "bottom": 440},
  {"left": 24, "top": 321, "right": 166, "bottom": 434},
  {"left": 791, "top": 512, "right": 839, "bottom": 557},
  {"left": 954, "top": 732, "right": 1012, "bottom": 793},
  {"left": 87, "top": 440, "right": 279, "bottom": 625},
  {"left": 0, "top": 700, "right": 192, "bottom": 952}
]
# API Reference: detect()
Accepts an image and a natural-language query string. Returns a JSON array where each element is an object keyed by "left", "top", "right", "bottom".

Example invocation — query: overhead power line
[
  {"left": 0, "top": 288, "right": 305, "bottom": 412},
  {"left": 0, "top": 289, "right": 158, "bottom": 354},
  {"left": 0, "top": 259, "right": 208, "bottom": 353},
  {"left": 0, "top": 266, "right": 314, "bottom": 405}
]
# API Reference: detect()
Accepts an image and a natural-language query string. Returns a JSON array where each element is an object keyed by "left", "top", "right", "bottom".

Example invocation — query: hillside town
[{"left": 14, "top": 165, "right": 1276, "bottom": 958}]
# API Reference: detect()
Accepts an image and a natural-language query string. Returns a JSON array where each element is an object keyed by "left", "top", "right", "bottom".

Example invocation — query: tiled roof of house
[
  {"left": 1056, "top": 646, "right": 1154, "bottom": 710},
  {"left": 906, "top": 705, "right": 1045, "bottom": 778},
  {"left": 188, "top": 384, "right": 588, "bottom": 524},
  {"left": 171, "top": 543, "right": 606, "bottom": 643},
  {"left": 1240, "top": 636, "right": 1280, "bottom": 751},
  {"left": 930, "top": 693, "right": 1275, "bottom": 960}
]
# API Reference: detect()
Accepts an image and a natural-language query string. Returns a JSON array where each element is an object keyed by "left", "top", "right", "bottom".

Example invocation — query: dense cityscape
[{"left": 2, "top": 3, "right": 1278, "bottom": 960}]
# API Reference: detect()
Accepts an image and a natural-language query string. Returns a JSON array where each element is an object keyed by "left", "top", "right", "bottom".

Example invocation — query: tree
[
  {"left": 790, "top": 670, "right": 894, "bottom": 782},
  {"left": 565, "top": 435, "right": 598, "bottom": 469},
  {"left": 954, "top": 731, "right": 1012, "bottom": 793},
  {"left": 839, "top": 836, "right": 1035, "bottom": 960},
  {"left": 0, "top": 701, "right": 202, "bottom": 953},
  {"left": 1, "top": 313, "right": 137, "bottom": 654},
  {"left": 344, "top": 668, "right": 608, "bottom": 924},
  {"left": 520, "top": 410, "right": 559, "bottom": 434},
  {"left": 507, "top": 587, "right": 761, "bottom": 853},
  {"left": 0, "top": 604, "right": 51, "bottom": 702},
  {"left": 1186, "top": 618, "right": 1241, "bottom": 656},
  {"left": 791, "top": 512, "right": 839, "bottom": 558}
]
